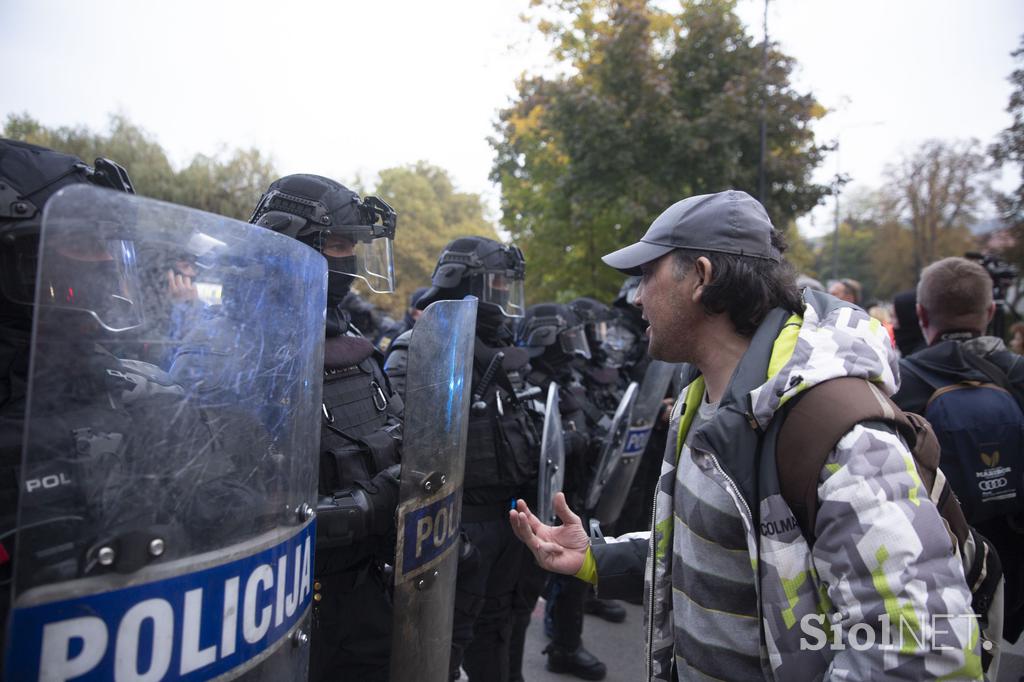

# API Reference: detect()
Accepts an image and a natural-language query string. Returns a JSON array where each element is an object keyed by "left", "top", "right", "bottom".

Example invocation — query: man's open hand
[{"left": 509, "top": 492, "right": 590, "bottom": 575}]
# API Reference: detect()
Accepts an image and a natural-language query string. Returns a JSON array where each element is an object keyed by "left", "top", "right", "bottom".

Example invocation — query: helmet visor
[
  {"left": 320, "top": 232, "right": 396, "bottom": 294},
  {"left": 36, "top": 231, "right": 145, "bottom": 333},
  {"left": 469, "top": 271, "right": 525, "bottom": 318},
  {"left": 559, "top": 324, "right": 592, "bottom": 359},
  {"left": 597, "top": 322, "right": 638, "bottom": 368}
]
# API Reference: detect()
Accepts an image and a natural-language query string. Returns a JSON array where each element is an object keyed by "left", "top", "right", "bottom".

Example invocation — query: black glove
[{"left": 359, "top": 463, "right": 401, "bottom": 536}]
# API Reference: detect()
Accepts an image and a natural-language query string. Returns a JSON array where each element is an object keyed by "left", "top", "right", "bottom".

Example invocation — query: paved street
[
  {"left": 514, "top": 597, "right": 1024, "bottom": 682},
  {"left": 519, "top": 598, "right": 643, "bottom": 681}
]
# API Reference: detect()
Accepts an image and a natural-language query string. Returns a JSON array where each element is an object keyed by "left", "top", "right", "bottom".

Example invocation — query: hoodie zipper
[
  {"left": 646, "top": 489, "right": 658, "bottom": 681},
  {"left": 704, "top": 449, "right": 753, "bottom": 524}
]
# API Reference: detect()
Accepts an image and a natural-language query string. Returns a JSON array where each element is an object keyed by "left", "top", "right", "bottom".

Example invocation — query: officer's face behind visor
[
  {"left": 559, "top": 323, "right": 591, "bottom": 359},
  {"left": 595, "top": 321, "right": 638, "bottom": 368},
  {"left": 470, "top": 271, "right": 525, "bottom": 318},
  {"left": 36, "top": 233, "right": 145, "bottom": 333},
  {"left": 319, "top": 231, "right": 395, "bottom": 294}
]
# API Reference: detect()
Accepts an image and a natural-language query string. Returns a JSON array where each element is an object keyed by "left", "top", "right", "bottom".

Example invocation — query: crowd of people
[{"left": 1, "top": 136, "right": 1023, "bottom": 682}]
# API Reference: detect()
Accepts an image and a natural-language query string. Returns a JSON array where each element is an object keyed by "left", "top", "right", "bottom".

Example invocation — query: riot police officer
[
  {"left": 250, "top": 174, "right": 403, "bottom": 682},
  {"left": 511, "top": 303, "right": 607, "bottom": 680},
  {"left": 0, "top": 139, "right": 137, "bottom": 649},
  {"left": 567, "top": 297, "right": 629, "bottom": 624},
  {"left": 605, "top": 276, "right": 673, "bottom": 536},
  {"left": 2, "top": 141, "right": 320, "bottom": 681},
  {"left": 385, "top": 236, "right": 536, "bottom": 682},
  {"left": 611, "top": 276, "right": 648, "bottom": 382}
]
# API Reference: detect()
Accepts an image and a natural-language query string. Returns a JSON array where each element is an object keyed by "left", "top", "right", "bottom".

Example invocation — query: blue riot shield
[
  {"left": 390, "top": 298, "right": 476, "bottom": 682},
  {"left": 595, "top": 361, "right": 678, "bottom": 526},
  {"left": 536, "top": 382, "right": 565, "bottom": 525},
  {"left": 5, "top": 185, "right": 325, "bottom": 681}
]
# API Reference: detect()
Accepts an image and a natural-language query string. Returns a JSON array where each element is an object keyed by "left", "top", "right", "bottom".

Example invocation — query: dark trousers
[
  {"left": 451, "top": 512, "right": 527, "bottom": 681},
  {"left": 509, "top": 556, "right": 549, "bottom": 681},
  {"left": 309, "top": 561, "right": 392, "bottom": 682},
  {"left": 545, "top": 572, "right": 587, "bottom": 650}
]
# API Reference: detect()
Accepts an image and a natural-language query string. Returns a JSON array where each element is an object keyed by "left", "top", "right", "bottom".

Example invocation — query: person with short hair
[
  {"left": 1010, "top": 321, "right": 1024, "bottom": 355},
  {"left": 828, "top": 277, "right": 861, "bottom": 304},
  {"left": 510, "top": 190, "right": 981, "bottom": 680},
  {"left": 894, "top": 256, "right": 1024, "bottom": 645}
]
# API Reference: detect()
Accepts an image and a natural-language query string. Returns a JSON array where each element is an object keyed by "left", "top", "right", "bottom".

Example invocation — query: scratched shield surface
[
  {"left": 595, "top": 360, "right": 678, "bottom": 527},
  {"left": 6, "top": 185, "right": 325, "bottom": 681},
  {"left": 537, "top": 381, "right": 565, "bottom": 525},
  {"left": 390, "top": 297, "right": 476, "bottom": 682},
  {"left": 585, "top": 380, "right": 639, "bottom": 516}
]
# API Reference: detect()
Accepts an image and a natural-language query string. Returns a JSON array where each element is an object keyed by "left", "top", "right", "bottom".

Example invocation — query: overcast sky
[{"left": 2, "top": 0, "right": 1022, "bottom": 238}]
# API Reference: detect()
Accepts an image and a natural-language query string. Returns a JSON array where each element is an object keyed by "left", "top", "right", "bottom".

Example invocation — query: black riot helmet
[
  {"left": 612, "top": 275, "right": 645, "bottom": 333},
  {"left": 517, "top": 302, "right": 591, "bottom": 361},
  {"left": 614, "top": 276, "right": 641, "bottom": 308},
  {"left": 416, "top": 236, "right": 526, "bottom": 318},
  {"left": 249, "top": 174, "right": 397, "bottom": 301},
  {"left": 570, "top": 296, "right": 639, "bottom": 369},
  {"left": 0, "top": 138, "right": 136, "bottom": 327}
]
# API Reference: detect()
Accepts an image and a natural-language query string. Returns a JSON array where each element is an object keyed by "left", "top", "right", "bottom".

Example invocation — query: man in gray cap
[{"left": 510, "top": 190, "right": 982, "bottom": 680}]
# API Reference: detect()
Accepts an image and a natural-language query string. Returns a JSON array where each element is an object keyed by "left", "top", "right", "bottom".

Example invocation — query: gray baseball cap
[{"left": 601, "top": 190, "right": 780, "bottom": 275}]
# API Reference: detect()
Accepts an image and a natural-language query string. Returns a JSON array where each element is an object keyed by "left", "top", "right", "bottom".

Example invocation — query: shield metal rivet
[
  {"left": 98, "top": 547, "right": 115, "bottom": 566},
  {"left": 148, "top": 538, "right": 165, "bottom": 557}
]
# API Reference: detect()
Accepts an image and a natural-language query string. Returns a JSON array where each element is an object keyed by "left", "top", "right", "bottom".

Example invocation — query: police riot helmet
[
  {"left": 518, "top": 302, "right": 591, "bottom": 360},
  {"left": 612, "top": 275, "right": 645, "bottom": 333},
  {"left": 416, "top": 236, "right": 526, "bottom": 318},
  {"left": 0, "top": 139, "right": 137, "bottom": 329},
  {"left": 409, "top": 285, "right": 429, "bottom": 311},
  {"left": 249, "top": 174, "right": 397, "bottom": 296},
  {"left": 570, "top": 296, "right": 639, "bottom": 369},
  {"left": 614, "top": 276, "right": 641, "bottom": 308}
]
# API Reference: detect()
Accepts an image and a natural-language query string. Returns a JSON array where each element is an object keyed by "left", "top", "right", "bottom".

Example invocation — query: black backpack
[{"left": 901, "top": 352, "right": 1024, "bottom": 524}]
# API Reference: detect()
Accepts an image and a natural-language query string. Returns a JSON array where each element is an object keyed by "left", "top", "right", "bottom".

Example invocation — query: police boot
[
  {"left": 543, "top": 643, "right": 607, "bottom": 680},
  {"left": 583, "top": 595, "right": 626, "bottom": 623}
]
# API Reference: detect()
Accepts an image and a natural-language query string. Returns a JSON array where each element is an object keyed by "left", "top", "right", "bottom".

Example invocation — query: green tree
[
  {"left": 3, "top": 112, "right": 275, "bottom": 220},
  {"left": 814, "top": 176, "right": 979, "bottom": 302},
  {"left": 365, "top": 162, "right": 498, "bottom": 316},
  {"left": 883, "top": 138, "right": 989, "bottom": 274},
  {"left": 779, "top": 222, "right": 816, "bottom": 278},
  {"left": 491, "top": 0, "right": 828, "bottom": 302}
]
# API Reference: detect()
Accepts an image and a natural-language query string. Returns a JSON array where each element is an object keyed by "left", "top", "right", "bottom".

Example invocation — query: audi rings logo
[{"left": 979, "top": 478, "right": 1008, "bottom": 492}]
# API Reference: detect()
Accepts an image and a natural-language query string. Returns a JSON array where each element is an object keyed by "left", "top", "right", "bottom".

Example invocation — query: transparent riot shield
[
  {"left": 584, "top": 382, "right": 639, "bottom": 514},
  {"left": 5, "top": 185, "right": 325, "bottom": 681},
  {"left": 390, "top": 298, "right": 477, "bottom": 682},
  {"left": 536, "top": 382, "right": 565, "bottom": 525},
  {"left": 594, "top": 361, "right": 678, "bottom": 527}
]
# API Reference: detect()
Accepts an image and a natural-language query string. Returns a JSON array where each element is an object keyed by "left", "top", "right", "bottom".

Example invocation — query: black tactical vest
[
  {"left": 463, "top": 340, "right": 539, "bottom": 506},
  {"left": 318, "top": 334, "right": 401, "bottom": 497}
]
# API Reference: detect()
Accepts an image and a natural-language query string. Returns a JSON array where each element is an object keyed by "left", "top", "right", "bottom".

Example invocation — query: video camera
[{"left": 965, "top": 251, "right": 1019, "bottom": 338}]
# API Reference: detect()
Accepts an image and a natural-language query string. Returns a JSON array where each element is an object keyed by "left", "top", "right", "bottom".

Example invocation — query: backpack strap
[
  {"left": 777, "top": 378, "right": 925, "bottom": 536},
  {"left": 776, "top": 378, "right": 893, "bottom": 539},
  {"left": 962, "top": 350, "right": 1024, "bottom": 414},
  {"left": 777, "top": 377, "right": 975, "bottom": 551}
]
